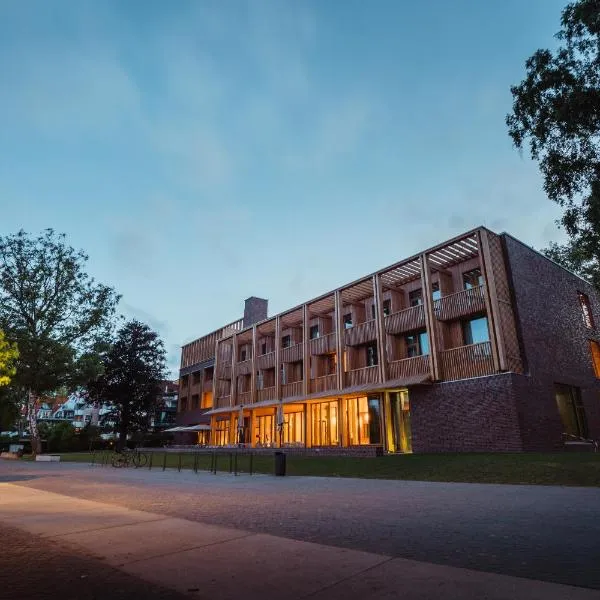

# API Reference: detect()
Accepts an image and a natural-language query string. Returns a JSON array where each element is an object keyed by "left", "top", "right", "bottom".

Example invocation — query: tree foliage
[
  {"left": 0, "top": 330, "right": 18, "bottom": 387},
  {"left": 507, "top": 0, "right": 600, "bottom": 285},
  {"left": 87, "top": 320, "right": 166, "bottom": 449},
  {"left": 0, "top": 229, "right": 120, "bottom": 452}
]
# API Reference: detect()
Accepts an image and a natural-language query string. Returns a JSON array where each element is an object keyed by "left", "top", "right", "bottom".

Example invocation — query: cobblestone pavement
[
  {"left": 0, "top": 522, "right": 189, "bottom": 600},
  {"left": 2, "top": 460, "right": 600, "bottom": 590}
]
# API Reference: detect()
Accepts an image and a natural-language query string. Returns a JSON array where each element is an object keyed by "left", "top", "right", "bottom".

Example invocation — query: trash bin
[{"left": 274, "top": 451, "right": 286, "bottom": 477}]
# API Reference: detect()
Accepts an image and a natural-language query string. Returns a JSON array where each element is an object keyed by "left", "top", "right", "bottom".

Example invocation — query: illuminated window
[
  {"left": 201, "top": 391, "right": 213, "bottom": 409},
  {"left": 578, "top": 292, "right": 595, "bottom": 329},
  {"left": 311, "top": 401, "right": 339, "bottom": 446},
  {"left": 215, "top": 419, "right": 230, "bottom": 446},
  {"left": 310, "top": 325, "right": 320, "bottom": 339},
  {"left": 590, "top": 341, "right": 600, "bottom": 378},
  {"left": 282, "top": 411, "right": 304, "bottom": 445},
  {"left": 254, "top": 415, "right": 274, "bottom": 447},
  {"left": 346, "top": 396, "right": 381, "bottom": 445}
]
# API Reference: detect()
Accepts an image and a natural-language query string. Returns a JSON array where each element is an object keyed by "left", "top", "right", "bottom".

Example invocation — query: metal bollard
[{"left": 162, "top": 451, "right": 167, "bottom": 471}]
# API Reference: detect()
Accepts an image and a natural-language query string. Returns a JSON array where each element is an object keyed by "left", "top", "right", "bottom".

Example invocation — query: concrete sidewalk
[{"left": 0, "top": 482, "right": 598, "bottom": 600}]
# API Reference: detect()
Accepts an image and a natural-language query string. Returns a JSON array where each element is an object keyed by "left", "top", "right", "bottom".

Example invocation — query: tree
[
  {"left": 87, "top": 320, "right": 166, "bottom": 450},
  {"left": 0, "top": 330, "right": 18, "bottom": 387},
  {"left": 0, "top": 229, "right": 119, "bottom": 454},
  {"left": 506, "top": 0, "right": 600, "bottom": 285}
]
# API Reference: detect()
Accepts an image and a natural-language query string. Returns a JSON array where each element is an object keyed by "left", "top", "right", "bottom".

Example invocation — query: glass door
[{"left": 389, "top": 391, "right": 412, "bottom": 453}]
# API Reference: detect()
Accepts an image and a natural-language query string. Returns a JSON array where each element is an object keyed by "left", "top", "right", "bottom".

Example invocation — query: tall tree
[
  {"left": 0, "top": 330, "right": 18, "bottom": 387},
  {"left": 87, "top": 320, "right": 166, "bottom": 450},
  {"left": 506, "top": 0, "right": 600, "bottom": 285},
  {"left": 0, "top": 229, "right": 119, "bottom": 453}
]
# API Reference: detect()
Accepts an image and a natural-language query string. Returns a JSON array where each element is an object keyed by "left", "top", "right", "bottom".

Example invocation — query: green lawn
[{"left": 53, "top": 451, "right": 600, "bottom": 487}]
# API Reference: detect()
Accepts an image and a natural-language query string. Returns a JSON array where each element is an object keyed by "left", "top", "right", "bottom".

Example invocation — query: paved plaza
[{"left": 1, "top": 460, "right": 600, "bottom": 599}]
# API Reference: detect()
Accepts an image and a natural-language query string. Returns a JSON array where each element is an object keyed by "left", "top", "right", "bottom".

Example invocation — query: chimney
[{"left": 243, "top": 297, "right": 268, "bottom": 328}]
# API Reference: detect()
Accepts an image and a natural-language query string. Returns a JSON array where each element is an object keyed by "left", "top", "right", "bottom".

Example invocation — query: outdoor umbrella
[
  {"left": 276, "top": 402, "right": 284, "bottom": 447},
  {"left": 238, "top": 404, "right": 244, "bottom": 444}
]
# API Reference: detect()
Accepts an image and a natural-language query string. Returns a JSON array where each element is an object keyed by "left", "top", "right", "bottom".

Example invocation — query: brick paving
[{"left": 2, "top": 460, "right": 600, "bottom": 590}]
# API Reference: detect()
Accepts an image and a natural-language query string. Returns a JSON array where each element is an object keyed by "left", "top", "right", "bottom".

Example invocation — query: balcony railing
[
  {"left": 344, "top": 365, "right": 379, "bottom": 387},
  {"left": 309, "top": 332, "right": 336, "bottom": 355},
  {"left": 440, "top": 341, "right": 494, "bottom": 381},
  {"left": 345, "top": 320, "right": 377, "bottom": 346},
  {"left": 281, "top": 342, "right": 303, "bottom": 363},
  {"left": 387, "top": 354, "right": 430, "bottom": 380},
  {"left": 236, "top": 359, "right": 252, "bottom": 376},
  {"left": 434, "top": 285, "right": 486, "bottom": 321},
  {"left": 215, "top": 395, "right": 231, "bottom": 409},
  {"left": 257, "top": 386, "right": 276, "bottom": 402},
  {"left": 237, "top": 391, "right": 252, "bottom": 406},
  {"left": 384, "top": 305, "right": 425, "bottom": 335},
  {"left": 282, "top": 381, "right": 303, "bottom": 398},
  {"left": 310, "top": 373, "right": 337, "bottom": 394},
  {"left": 256, "top": 351, "right": 275, "bottom": 370}
]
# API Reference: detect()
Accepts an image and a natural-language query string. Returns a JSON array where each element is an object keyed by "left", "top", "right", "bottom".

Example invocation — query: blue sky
[{"left": 0, "top": 0, "right": 567, "bottom": 376}]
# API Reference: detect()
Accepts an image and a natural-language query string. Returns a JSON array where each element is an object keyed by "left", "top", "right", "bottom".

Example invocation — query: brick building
[{"left": 177, "top": 227, "right": 600, "bottom": 453}]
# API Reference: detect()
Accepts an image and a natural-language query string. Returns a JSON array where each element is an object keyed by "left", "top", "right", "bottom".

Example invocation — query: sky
[{"left": 0, "top": 0, "right": 569, "bottom": 377}]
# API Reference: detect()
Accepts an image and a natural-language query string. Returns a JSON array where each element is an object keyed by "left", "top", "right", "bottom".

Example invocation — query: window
[
  {"left": 254, "top": 414, "right": 274, "bottom": 446},
  {"left": 555, "top": 383, "right": 588, "bottom": 438},
  {"left": 180, "top": 397, "right": 188, "bottom": 412},
  {"left": 346, "top": 396, "right": 381, "bottom": 446},
  {"left": 405, "top": 331, "right": 429, "bottom": 357},
  {"left": 240, "top": 349, "right": 247, "bottom": 361},
  {"left": 463, "top": 268, "right": 483, "bottom": 289},
  {"left": 409, "top": 289, "right": 423, "bottom": 306},
  {"left": 281, "top": 335, "right": 291, "bottom": 348},
  {"left": 282, "top": 411, "right": 304, "bottom": 445},
  {"left": 432, "top": 282, "right": 441, "bottom": 301},
  {"left": 383, "top": 299, "right": 391, "bottom": 316},
  {"left": 311, "top": 401, "right": 339, "bottom": 446},
  {"left": 261, "top": 342, "right": 267, "bottom": 355},
  {"left": 590, "top": 341, "right": 600, "bottom": 378},
  {"left": 578, "top": 292, "right": 595, "bottom": 329},
  {"left": 343, "top": 313, "right": 353, "bottom": 329},
  {"left": 463, "top": 317, "right": 489, "bottom": 345},
  {"left": 366, "top": 343, "right": 378, "bottom": 367},
  {"left": 215, "top": 419, "right": 230, "bottom": 446},
  {"left": 310, "top": 325, "right": 320, "bottom": 339},
  {"left": 191, "top": 394, "right": 200, "bottom": 409}
]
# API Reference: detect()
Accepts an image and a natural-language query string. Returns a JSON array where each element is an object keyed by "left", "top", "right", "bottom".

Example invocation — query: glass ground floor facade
[{"left": 209, "top": 390, "right": 413, "bottom": 453}]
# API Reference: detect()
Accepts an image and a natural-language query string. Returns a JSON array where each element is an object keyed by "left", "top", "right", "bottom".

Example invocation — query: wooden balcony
[
  {"left": 387, "top": 355, "right": 430, "bottom": 380},
  {"left": 344, "top": 365, "right": 379, "bottom": 388},
  {"left": 256, "top": 351, "right": 275, "bottom": 370},
  {"left": 440, "top": 341, "right": 494, "bottom": 381},
  {"left": 345, "top": 320, "right": 377, "bottom": 346},
  {"left": 310, "top": 374, "right": 337, "bottom": 394},
  {"left": 281, "top": 342, "right": 303, "bottom": 363},
  {"left": 217, "top": 364, "right": 232, "bottom": 380},
  {"left": 236, "top": 359, "right": 252, "bottom": 376},
  {"left": 282, "top": 381, "right": 303, "bottom": 398},
  {"left": 237, "top": 391, "right": 252, "bottom": 406},
  {"left": 214, "top": 395, "right": 231, "bottom": 409},
  {"left": 434, "top": 285, "right": 486, "bottom": 322},
  {"left": 309, "top": 332, "right": 336, "bottom": 355},
  {"left": 384, "top": 305, "right": 425, "bottom": 335},
  {"left": 257, "top": 386, "right": 276, "bottom": 402}
]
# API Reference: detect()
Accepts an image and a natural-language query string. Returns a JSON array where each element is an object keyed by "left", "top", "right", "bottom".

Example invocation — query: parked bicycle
[{"left": 111, "top": 448, "right": 148, "bottom": 468}]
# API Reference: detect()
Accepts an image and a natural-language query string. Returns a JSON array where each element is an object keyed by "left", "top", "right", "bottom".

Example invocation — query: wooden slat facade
[{"left": 180, "top": 227, "right": 526, "bottom": 422}]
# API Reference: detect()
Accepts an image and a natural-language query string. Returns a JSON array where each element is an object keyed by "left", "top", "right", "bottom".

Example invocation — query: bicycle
[{"left": 111, "top": 448, "right": 148, "bottom": 468}]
